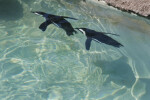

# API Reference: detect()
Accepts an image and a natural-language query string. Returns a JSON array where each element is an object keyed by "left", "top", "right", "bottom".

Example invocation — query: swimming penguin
[
  {"left": 32, "top": 11, "right": 77, "bottom": 36},
  {"left": 75, "top": 28, "right": 123, "bottom": 50}
]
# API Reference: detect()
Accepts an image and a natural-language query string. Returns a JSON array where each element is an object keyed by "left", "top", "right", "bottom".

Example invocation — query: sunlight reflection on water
[{"left": 0, "top": 0, "right": 150, "bottom": 100}]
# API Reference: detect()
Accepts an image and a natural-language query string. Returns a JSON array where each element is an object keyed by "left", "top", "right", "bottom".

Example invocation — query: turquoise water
[{"left": 0, "top": 0, "right": 150, "bottom": 100}]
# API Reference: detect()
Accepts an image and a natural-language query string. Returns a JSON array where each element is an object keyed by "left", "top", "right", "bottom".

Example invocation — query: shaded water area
[{"left": 0, "top": 0, "right": 150, "bottom": 100}]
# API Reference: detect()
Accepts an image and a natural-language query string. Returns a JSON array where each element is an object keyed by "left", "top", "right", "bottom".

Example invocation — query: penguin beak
[
  {"left": 31, "top": 11, "right": 35, "bottom": 13},
  {"left": 31, "top": 11, "right": 38, "bottom": 14},
  {"left": 31, "top": 11, "right": 43, "bottom": 16}
]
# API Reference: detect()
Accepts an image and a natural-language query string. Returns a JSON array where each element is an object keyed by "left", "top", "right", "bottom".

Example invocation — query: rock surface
[{"left": 104, "top": 0, "right": 150, "bottom": 17}]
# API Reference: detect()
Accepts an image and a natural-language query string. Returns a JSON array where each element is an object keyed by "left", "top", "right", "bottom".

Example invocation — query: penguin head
[
  {"left": 31, "top": 11, "right": 46, "bottom": 16},
  {"left": 75, "top": 28, "right": 87, "bottom": 35}
]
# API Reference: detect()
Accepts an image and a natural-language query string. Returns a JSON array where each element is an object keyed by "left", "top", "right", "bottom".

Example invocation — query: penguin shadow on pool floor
[
  {"left": 0, "top": 0, "right": 23, "bottom": 21},
  {"left": 93, "top": 56, "right": 136, "bottom": 88}
]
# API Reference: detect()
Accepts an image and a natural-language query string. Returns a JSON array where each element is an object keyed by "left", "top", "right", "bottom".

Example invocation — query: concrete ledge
[{"left": 105, "top": 0, "right": 150, "bottom": 17}]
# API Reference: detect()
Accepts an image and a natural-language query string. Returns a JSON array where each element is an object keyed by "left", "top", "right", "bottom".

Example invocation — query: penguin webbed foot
[
  {"left": 116, "top": 43, "right": 124, "bottom": 48},
  {"left": 66, "top": 31, "right": 74, "bottom": 36}
]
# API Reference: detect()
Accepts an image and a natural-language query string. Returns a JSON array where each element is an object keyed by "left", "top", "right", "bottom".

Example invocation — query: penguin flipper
[
  {"left": 85, "top": 38, "right": 92, "bottom": 50},
  {"left": 39, "top": 21, "right": 52, "bottom": 31}
]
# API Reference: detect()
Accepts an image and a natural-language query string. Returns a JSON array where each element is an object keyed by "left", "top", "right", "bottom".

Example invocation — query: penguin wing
[
  {"left": 85, "top": 38, "right": 92, "bottom": 50},
  {"left": 39, "top": 20, "right": 52, "bottom": 31}
]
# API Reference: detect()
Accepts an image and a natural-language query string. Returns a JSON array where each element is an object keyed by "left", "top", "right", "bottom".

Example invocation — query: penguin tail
[
  {"left": 66, "top": 31, "right": 74, "bottom": 36},
  {"left": 65, "top": 29, "right": 77, "bottom": 36}
]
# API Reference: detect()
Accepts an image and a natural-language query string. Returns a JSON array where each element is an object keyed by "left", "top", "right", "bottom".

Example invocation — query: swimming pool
[{"left": 0, "top": 0, "right": 150, "bottom": 100}]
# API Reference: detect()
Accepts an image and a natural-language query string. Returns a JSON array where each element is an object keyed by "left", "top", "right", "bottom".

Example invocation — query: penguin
[
  {"left": 32, "top": 11, "right": 77, "bottom": 36},
  {"left": 75, "top": 28, "right": 123, "bottom": 50}
]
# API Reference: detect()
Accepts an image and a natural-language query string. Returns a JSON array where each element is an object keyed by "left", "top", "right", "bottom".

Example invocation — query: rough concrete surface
[{"left": 104, "top": 0, "right": 150, "bottom": 17}]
